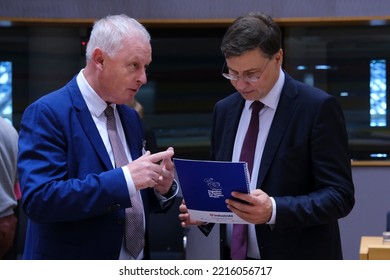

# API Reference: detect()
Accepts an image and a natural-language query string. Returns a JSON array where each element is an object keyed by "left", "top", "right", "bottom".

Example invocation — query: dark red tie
[{"left": 231, "top": 101, "right": 264, "bottom": 260}]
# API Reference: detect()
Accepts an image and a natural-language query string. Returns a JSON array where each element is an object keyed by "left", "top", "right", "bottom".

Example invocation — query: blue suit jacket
[
  {"left": 18, "top": 77, "right": 163, "bottom": 259},
  {"left": 211, "top": 73, "right": 355, "bottom": 259}
]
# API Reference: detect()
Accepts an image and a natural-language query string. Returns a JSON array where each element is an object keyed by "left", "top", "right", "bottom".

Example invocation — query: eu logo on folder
[{"left": 173, "top": 158, "right": 251, "bottom": 224}]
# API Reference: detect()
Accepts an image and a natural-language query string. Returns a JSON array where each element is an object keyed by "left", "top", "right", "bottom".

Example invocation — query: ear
[
  {"left": 274, "top": 49, "right": 283, "bottom": 65},
  {"left": 92, "top": 48, "right": 104, "bottom": 68}
]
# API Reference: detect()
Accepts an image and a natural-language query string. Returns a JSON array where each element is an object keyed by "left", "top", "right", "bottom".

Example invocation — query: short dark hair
[{"left": 221, "top": 12, "right": 281, "bottom": 59}]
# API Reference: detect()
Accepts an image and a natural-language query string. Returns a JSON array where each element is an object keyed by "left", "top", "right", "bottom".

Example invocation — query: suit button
[{"left": 106, "top": 204, "right": 121, "bottom": 213}]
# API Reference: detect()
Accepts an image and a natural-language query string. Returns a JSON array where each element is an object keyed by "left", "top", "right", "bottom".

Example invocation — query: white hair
[{"left": 85, "top": 14, "right": 150, "bottom": 60}]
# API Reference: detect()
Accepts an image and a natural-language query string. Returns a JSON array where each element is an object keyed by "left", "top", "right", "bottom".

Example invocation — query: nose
[
  {"left": 232, "top": 78, "right": 249, "bottom": 91},
  {"left": 137, "top": 70, "right": 148, "bottom": 85}
]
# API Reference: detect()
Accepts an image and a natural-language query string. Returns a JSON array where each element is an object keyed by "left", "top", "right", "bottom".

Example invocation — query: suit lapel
[
  {"left": 220, "top": 94, "right": 245, "bottom": 161},
  {"left": 68, "top": 78, "right": 113, "bottom": 170},
  {"left": 257, "top": 74, "right": 298, "bottom": 187},
  {"left": 117, "top": 105, "right": 142, "bottom": 161}
]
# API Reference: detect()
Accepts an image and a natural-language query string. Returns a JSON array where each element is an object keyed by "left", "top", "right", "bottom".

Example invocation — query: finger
[
  {"left": 178, "top": 213, "right": 187, "bottom": 220},
  {"left": 161, "top": 157, "right": 174, "bottom": 170},
  {"left": 231, "top": 191, "right": 251, "bottom": 204},
  {"left": 161, "top": 147, "right": 174, "bottom": 163},
  {"left": 139, "top": 150, "right": 151, "bottom": 158},
  {"left": 160, "top": 165, "right": 174, "bottom": 179},
  {"left": 147, "top": 149, "right": 174, "bottom": 163},
  {"left": 166, "top": 146, "right": 174, "bottom": 152},
  {"left": 226, "top": 199, "right": 242, "bottom": 210},
  {"left": 226, "top": 197, "right": 251, "bottom": 213},
  {"left": 179, "top": 203, "right": 187, "bottom": 211},
  {"left": 250, "top": 189, "right": 263, "bottom": 196}
]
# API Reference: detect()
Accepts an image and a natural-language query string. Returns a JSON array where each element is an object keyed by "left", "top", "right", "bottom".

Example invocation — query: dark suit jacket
[
  {"left": 17, "top": 76, "right": 168, "bottom": 259},
  {"left": 209, "top": 73, "right": 355, "bottom": 260}
]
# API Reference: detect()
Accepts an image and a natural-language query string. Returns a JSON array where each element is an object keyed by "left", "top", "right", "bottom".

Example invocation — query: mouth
[
  {"left": 239, "top": 90, "right": 259, "bottom": 101},
  {"left": 240, "top": 90, "right": 253, "bottom": 95},
  {"left": 129, "top": 88, "right": 138, "bottom": 94}
]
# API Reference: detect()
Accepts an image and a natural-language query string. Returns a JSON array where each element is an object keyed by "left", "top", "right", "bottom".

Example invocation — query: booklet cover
[{"left": 173, "top": 158, "right": 251, "bottom": 224}]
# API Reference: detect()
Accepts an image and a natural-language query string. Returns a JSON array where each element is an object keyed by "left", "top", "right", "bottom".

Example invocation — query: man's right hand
[{"left": 126, "top": 148, "right": 174, "bottom": 190}]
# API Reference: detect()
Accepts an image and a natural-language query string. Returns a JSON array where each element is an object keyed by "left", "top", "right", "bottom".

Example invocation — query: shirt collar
[
  {"left": 245, "top": 67, "right": 285, "bottom": 110},
  {"left": 76, "top": 69, "right": 115, "bottom": 117}
]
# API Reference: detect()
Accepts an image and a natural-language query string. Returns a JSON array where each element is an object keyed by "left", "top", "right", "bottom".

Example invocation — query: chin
[{"left": 240, "top": 93, "right": 258, "bottom": 101}]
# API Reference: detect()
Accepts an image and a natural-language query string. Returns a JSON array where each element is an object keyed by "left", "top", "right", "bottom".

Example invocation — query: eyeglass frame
[{"left": 221, "top": 57, "right": 272, "bottom": 83}]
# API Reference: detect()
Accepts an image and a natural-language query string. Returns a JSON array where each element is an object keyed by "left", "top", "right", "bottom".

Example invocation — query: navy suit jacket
[
  {"left": 18, "top": 77, "right": 165, "bottom": 259},
  {"left": 210, "top": 73, "right": 355, "bottom": 259}
]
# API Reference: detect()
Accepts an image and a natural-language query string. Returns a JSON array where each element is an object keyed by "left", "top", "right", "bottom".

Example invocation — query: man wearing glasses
[{"left": 179, "top": 12, "right": 355, "bottom": 260}]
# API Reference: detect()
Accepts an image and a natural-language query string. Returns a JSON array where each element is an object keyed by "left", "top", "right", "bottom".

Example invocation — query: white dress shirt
[
  {"left": 76, "top": 70, "right": 145, "bottom": 259},
  {"left": 228, "top": 68, "right": 285, "bottom": 259}
]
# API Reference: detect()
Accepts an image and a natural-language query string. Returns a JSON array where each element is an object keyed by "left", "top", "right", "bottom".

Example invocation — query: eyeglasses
[{"left": 221, "top": 58, "right": 271, "bottom": 83}]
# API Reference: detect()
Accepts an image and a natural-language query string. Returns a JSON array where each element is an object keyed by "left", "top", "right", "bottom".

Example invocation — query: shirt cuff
[
  {"left": 266, "top": 197, "right": 276, "bottom": 225},
  {"left": 121, "top": 166, "right": 136, "bottom": 198},
  {"left": 154, "top": 180, "right": 179, "bottom": 208}
]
